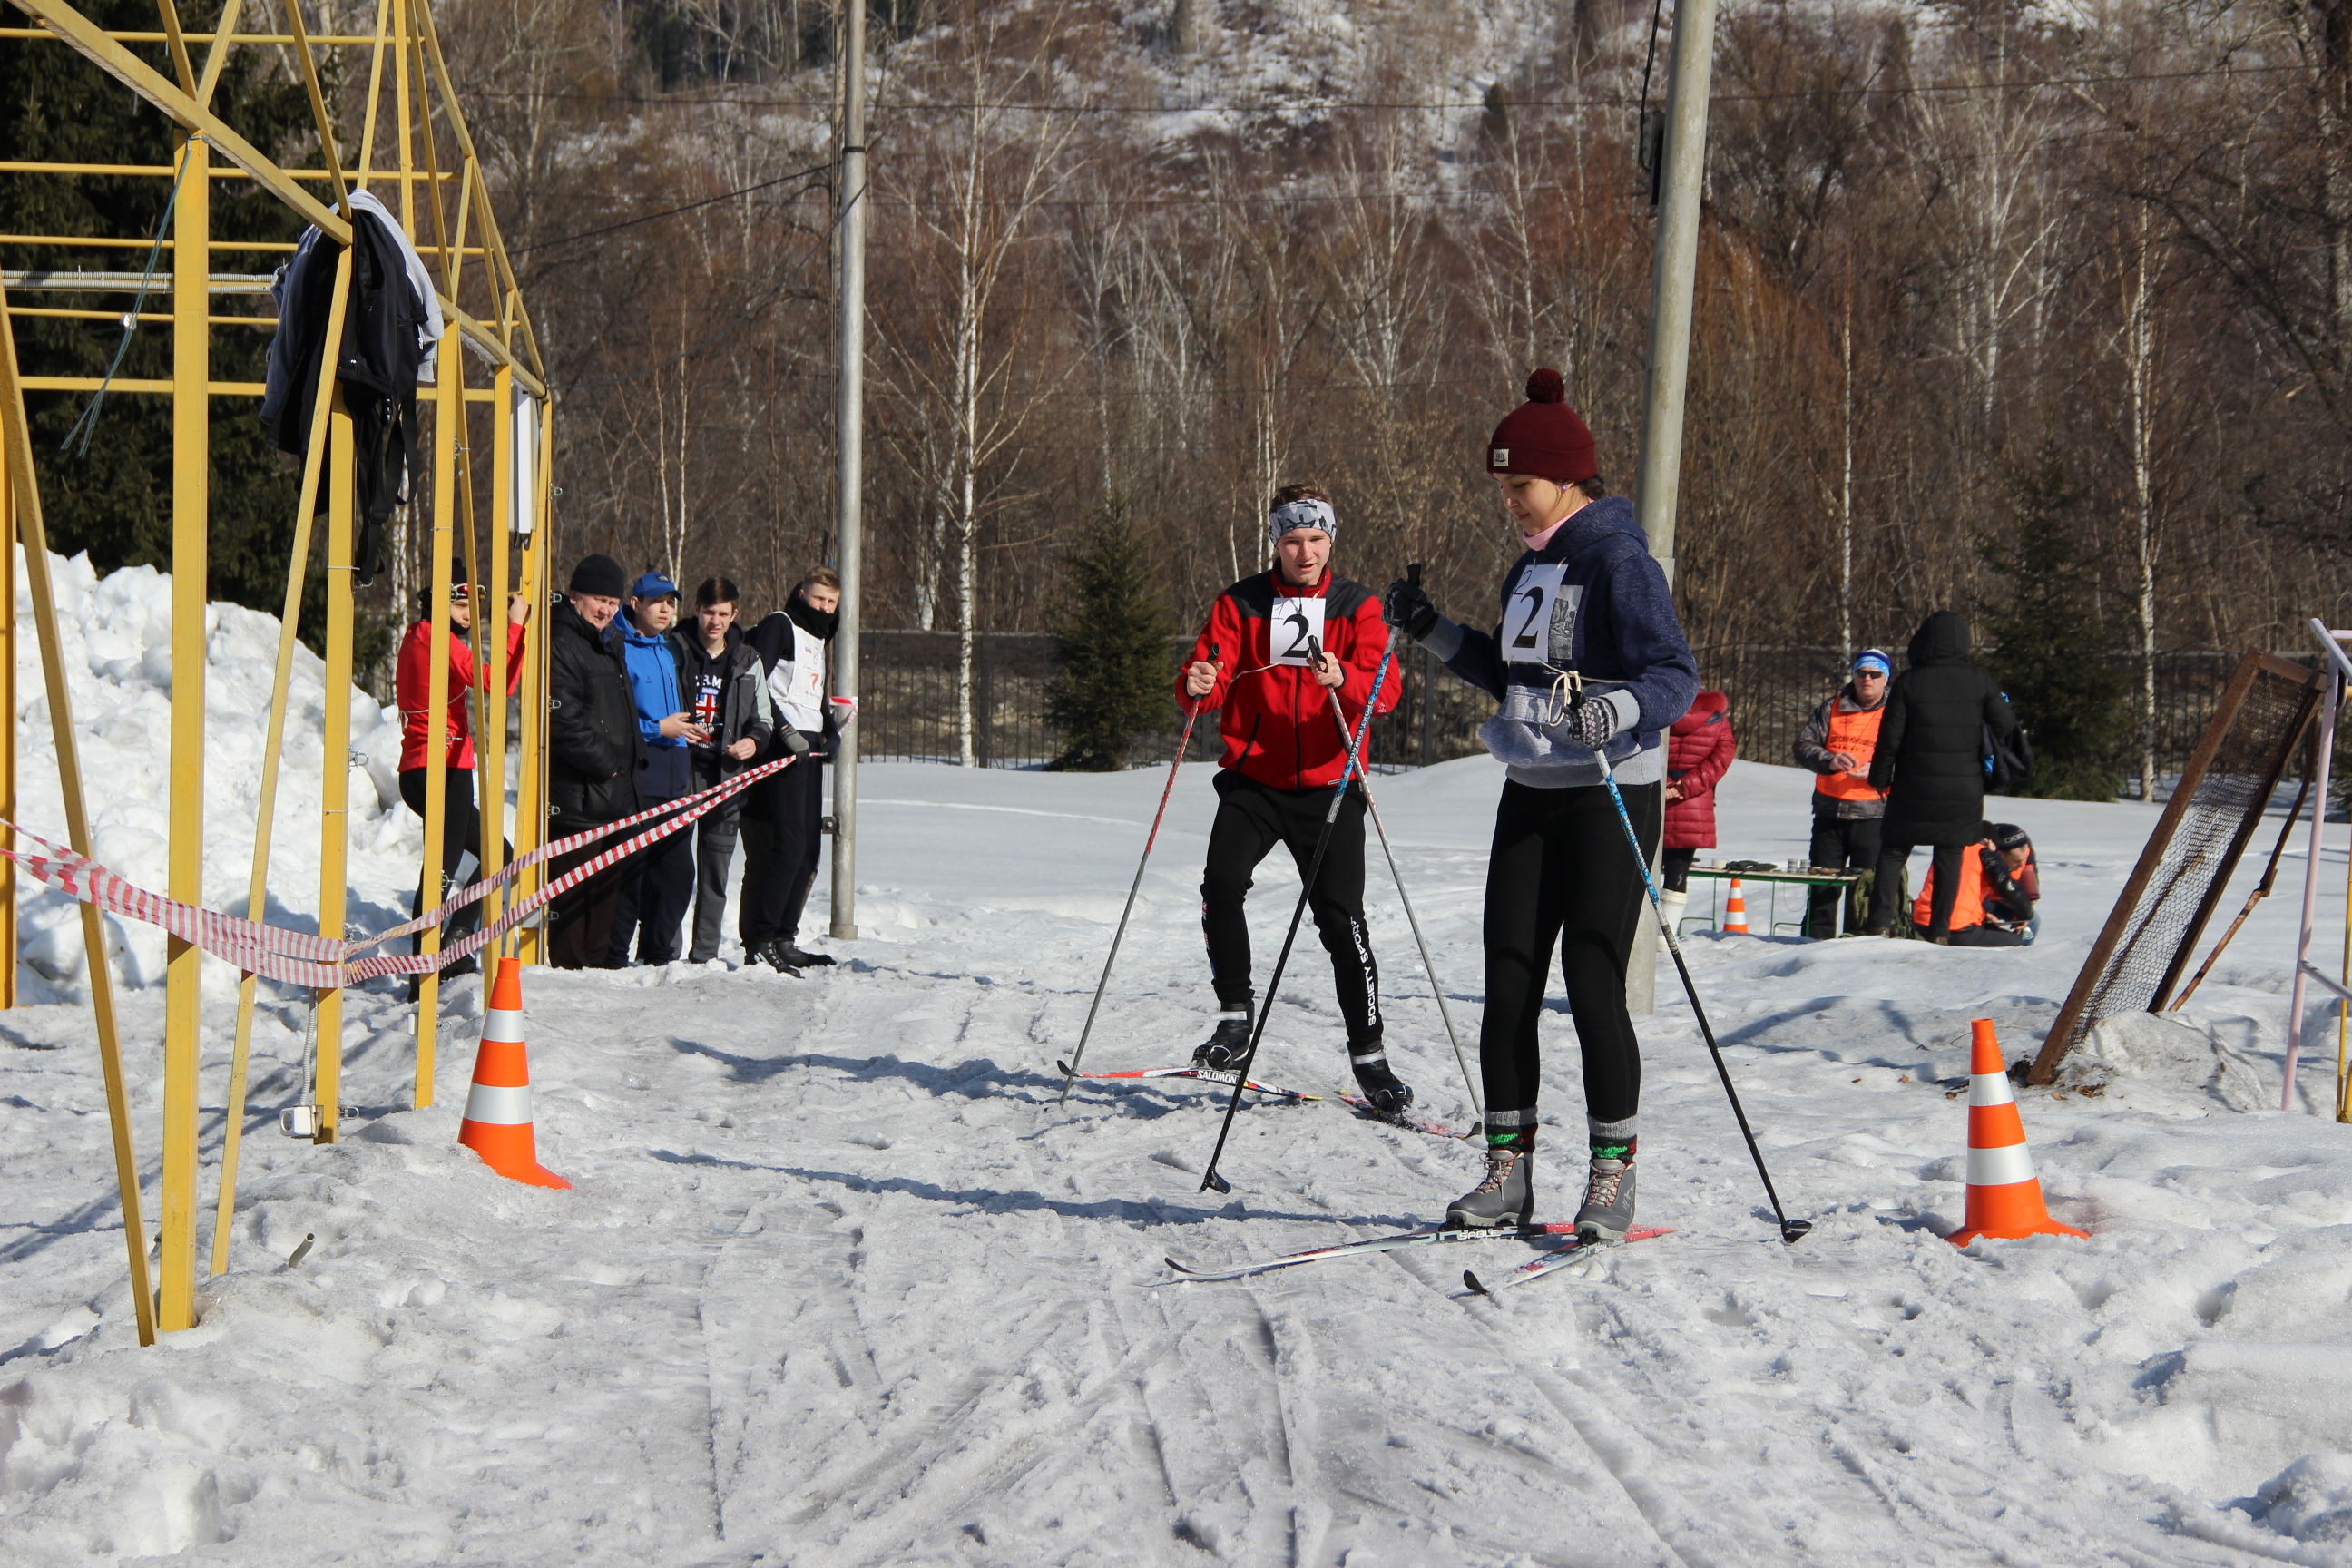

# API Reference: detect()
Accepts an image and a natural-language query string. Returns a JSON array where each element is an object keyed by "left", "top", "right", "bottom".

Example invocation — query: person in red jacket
[
  {"left": 1178, "top": 483, "right": 1409, "bottom": 1112},
  {"left": 395, "top": 580, "right": 529, "bottom": 980},
  {"left": 1660, "top": 689, "right": 1734, "bottom": 923}
]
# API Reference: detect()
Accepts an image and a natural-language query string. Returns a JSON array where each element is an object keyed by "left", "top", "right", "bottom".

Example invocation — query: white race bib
[
  {"left": 1500, "top": 564, "right": 1569, "bottom": 664},
  {"left": 1268, "top": 595, "right": 1327, "bottom": 668}
]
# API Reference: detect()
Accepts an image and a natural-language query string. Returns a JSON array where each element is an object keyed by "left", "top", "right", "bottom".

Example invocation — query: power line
[
  {"left": 512, "top": 158, "right": 834, "bottom": 255},
  {"left": 457, "top": 60, "right": 2323, "bottom": 114}
]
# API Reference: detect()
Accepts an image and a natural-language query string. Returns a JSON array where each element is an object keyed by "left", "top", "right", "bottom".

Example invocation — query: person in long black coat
[
  {"left": 1862, "top": 611, "right": 2021, "bottom": 939},
  {"left": 545, "top": 554, "right": 647, "bottom": 967}
]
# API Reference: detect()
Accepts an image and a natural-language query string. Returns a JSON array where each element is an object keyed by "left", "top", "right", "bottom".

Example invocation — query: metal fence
[{"left": 854, "top": 632, "right": 2282, "bottom": 789}]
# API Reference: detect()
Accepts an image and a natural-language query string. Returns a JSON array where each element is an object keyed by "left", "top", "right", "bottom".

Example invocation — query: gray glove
[
  {"left": 779, "top": 728, "right": 812, "bottom": 758},
  {"left": 1563, "top": 696, "right": 1621, "bottom": 750}
]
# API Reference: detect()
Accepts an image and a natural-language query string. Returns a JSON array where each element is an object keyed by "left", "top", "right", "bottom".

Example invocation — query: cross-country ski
[
  {"left": 1053, "top": 1059, "right": 1319, "bottom": 1102},
  {"left": 1165, "top": 1220, "right": 1585, "bottom": 1282},
  {"left": 1461, "top": 1225, "right": 1676, "bottom": 1296}
]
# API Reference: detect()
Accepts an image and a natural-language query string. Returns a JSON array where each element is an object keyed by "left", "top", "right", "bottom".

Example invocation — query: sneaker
[
  {"left": 774, "top": 945, "right": 838, "bottom": 968},
  {"left": 1574, "top": 1156, "right": 1637, "bottom": 1242},
  {"left": 1349, "top": 1048, "right": 1414, "bottom": 1116},
  {"left": 1192, "top": 1011, "right": 1250, "bottom": 1072},
  {"left": 1446, "top": 1148, "right": 1534, "bottom": 1230}
]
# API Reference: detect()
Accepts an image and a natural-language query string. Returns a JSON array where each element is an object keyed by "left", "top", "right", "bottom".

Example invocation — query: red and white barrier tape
[{"left": 0, "top": 696, "right": 852, "bottom": 987}]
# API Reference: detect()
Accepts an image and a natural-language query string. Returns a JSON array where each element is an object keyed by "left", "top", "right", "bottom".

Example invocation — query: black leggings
[
  {"left": 1200, "top": 769, "right": 1380, "bottom": 1045},
  {"left": 399, "top": 767, "right": 511, "bottom": 951},
  {"left": 1479, "top": 779, "right": 1660, "bottom": 1129},
  {"left": 1870, "top": 840, "right": 1965, "bottom": 935}
]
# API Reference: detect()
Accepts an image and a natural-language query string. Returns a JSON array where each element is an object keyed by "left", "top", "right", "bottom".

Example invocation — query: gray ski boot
[
  {"left": 1192, "top": 1008, "right": 1250, "bottom": 1072},
  {"left": 1445, "top": 1147, "right": 1534, "bottom": 1230},
  {"left": 1574, "top": 1156, "right": 1637, "bottom": 1242}
]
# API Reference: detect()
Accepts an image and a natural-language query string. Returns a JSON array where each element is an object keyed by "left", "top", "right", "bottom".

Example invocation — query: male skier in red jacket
[{"left": 1179, "top": 484, "right": 1410, "bottom": 1112}]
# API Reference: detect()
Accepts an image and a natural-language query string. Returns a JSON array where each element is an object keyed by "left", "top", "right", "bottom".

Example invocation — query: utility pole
[
  {"left": 1626, "top": 0, "right": 1720, "bottom": 1014},
  {"left": 828, "top": 0, "right": 867, "bottom": 942}
]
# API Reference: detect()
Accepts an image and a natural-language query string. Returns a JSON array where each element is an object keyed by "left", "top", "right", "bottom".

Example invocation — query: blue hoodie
[
  {"left": 621, "top": 620, "right": 692, "bottom": 799},
  {"left": 1419, "top": 495, "right": 1698, "bottom": 789}
]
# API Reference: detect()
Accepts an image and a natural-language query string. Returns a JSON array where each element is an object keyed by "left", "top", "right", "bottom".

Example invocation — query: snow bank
[{"left": 10, "top": 549, "right": 420, "bottom": 999}]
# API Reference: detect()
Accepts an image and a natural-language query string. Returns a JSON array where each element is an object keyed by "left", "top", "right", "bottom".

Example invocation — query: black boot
[
  {"left": 1349, "top": 1045, "right": 1414, "bottom": 1115},
  {"left": 774, "top": 943, "right": 837, "bottom": 968},
  {"left": 1192, "top": 1008, "right": 1250, "bottom": 1072}
]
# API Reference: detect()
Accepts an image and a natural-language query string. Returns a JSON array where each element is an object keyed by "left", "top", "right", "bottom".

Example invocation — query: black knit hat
[
  {"left": 1988, "top": 822, "right": 2031, "bottom": 852},
  {"left": 568, "top": 553, "right": 628, "bottom": 599}
]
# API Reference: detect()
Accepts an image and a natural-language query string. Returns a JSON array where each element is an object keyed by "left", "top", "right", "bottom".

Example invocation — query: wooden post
[
  {"left": 514, "top": 391, "right": 548, "bottom": 963},
  {"left": 0, "top": 300, "right": 157, "bottom": 1345},
  {"left": 314, "top": 397, "right": 357, "bottom": 1143},
  {"left": 211, "top": 246, "right": 352, "bottom": 1274},
  {"left": 0, "top": 404, "right": 15, "bottom": 1009},
  {"left": 484, "top": 366, "right": 514, "bottom": 945},
  {"left": 157, "top": 127, "right": 210, "bottom": 1331},
  {"left": 415, "top": 327, "right": 458, "bottom": 1105}
]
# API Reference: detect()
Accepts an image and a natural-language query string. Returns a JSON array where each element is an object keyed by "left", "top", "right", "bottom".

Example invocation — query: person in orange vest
[
  {"left": 1792, "top": 649, "right": 1890, "bottom": 937},
  {"left": 1914, "top": 823, "right": 2041, "bottom": 946}
]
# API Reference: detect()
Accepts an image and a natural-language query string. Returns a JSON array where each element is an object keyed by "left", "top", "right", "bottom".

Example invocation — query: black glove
[
  {"left": 1563, "top": 695, "right": 1621, "bottom": 750},
  {"left": 1384, "top": 576, "right": 1440, "bottom": 639},
  {"left": 779, "top": 728, "right": 812, "bottom": 758}
]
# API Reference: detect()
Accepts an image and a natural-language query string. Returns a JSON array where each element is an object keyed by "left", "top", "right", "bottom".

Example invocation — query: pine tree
[
  {"left": 1979, "top": 447, "right": 2132, "bottom": 800},
  {"left": 1046, "top": 502, "right": 1178, "bottom": 771}
]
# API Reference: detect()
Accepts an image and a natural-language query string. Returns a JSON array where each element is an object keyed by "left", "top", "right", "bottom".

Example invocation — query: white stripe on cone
[
  {"left": 1969, "top": 1071, "right": 2014, "bottom": 1106},
  {"left": 481, "top": 1006, "right": 526, "bottom": 1045},
  {"left": 461, "top": 1082, "right": 535, "bottom": 1126},
  {"left": 1966, "top": 1142, "right": 2037, "bottom": 1187}
]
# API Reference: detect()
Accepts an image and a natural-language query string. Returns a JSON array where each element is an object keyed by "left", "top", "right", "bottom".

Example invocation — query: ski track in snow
[{"left": 5, "top": 581, "right": 2352, "bottom": 1565}]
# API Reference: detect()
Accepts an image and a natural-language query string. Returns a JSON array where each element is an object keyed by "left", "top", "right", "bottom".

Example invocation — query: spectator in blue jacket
[{"left": 608, "top": 570, "right": 707, "bottom": 965}]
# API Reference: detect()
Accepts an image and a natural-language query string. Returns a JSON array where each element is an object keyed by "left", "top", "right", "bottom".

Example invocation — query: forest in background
[{"left": 6, "top": 0, "right": 2350, "bottom": 787}]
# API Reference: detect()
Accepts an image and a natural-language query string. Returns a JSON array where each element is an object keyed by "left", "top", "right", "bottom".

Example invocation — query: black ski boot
[
  {"left": 1348, "top": 1046, "right": 1415, "bottom": 1117},
  {"left": 1193, "top": 1008, "right": 1250, "bottom": 1072},
  {"left": 774, "top": 944, "right": 837, "bottom": 969}
]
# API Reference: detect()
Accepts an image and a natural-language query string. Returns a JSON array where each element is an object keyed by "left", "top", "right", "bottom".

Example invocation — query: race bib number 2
[
  {"left": 1501, "top": 564, "right": 1572, "bottom": 665},
  {"left": 1269, "top": 597, "right": 1327, "bottom": 668}
]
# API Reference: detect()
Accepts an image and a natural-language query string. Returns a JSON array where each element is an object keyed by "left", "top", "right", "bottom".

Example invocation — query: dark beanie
[
  {"left": 1988, "top": 822, "right": 2031, "bottom": 852},
  {"left": 1485, "top": 368, "right": 1598, "bottom": 485},
  {"left": 568, "top": 553, "right": 628, "bottom": 599}
]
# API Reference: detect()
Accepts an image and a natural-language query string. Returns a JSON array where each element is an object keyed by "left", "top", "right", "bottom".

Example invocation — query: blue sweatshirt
[
  {"left": 1419, "top": 495, "right": 1698, "bottom": 789},
  {"left": 621, "top": 622, "right": 692, "bottom": 799}
]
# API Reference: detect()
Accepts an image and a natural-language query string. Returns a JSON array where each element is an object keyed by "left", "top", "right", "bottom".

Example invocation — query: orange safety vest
[
  {"left": 1914, "top": 849, "right": 1992, "bottom": 932},
  {"left": 1815, "top": 697, "right": 1888, "bottom": 804}
]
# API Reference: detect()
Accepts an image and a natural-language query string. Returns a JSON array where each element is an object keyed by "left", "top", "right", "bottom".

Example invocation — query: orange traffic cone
[
  {"left": 1949, "top": 1019, "right": 2082, "bottom": 1245},
  {"left": 456, "top": 957, "right": 570, "bottom": 1189},
  {"left": 1721, "top": 877, "right": 1749, "bottom": 935}
]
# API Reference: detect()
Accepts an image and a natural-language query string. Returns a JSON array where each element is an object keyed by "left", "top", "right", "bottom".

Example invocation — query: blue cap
[
  {"left": 1852, "top": 649, "right": 1891, "bottom": 676},
  {"left": 631, "top": 571, "right": 680, "bottom": 601}
]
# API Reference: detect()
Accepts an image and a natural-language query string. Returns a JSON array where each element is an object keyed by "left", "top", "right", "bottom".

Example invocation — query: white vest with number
[{"left": 769, "top": 620, "right": 827, "bottom": 733}]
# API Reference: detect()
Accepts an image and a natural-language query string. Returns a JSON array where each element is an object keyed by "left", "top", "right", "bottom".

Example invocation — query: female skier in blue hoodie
[{"left": 1385, "top": 369, "right": 1698, "bottom": 1241}]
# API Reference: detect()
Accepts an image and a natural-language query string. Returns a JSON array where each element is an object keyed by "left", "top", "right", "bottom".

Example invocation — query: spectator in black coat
[
  {"left": 1862, "top": 610, "right": 2022, "bottom": 940},
  {"left": 545, "top": 554, "right": 646, "bottom": 967}
]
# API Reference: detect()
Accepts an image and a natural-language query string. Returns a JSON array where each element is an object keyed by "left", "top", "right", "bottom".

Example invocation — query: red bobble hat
[{"left": 1485, "top": 368, "right": 1597, "bottom": 485}]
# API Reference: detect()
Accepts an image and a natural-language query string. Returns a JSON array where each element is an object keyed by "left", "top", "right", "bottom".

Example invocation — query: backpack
[{"left": 1983, "top": 719, "right": 2034, "bottom": 793}]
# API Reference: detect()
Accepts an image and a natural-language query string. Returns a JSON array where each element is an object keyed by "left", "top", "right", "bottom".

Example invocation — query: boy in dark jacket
[
  {"left": 740, "top": 570, "right": 840, "bottom": 973},
  {"left": 670, "top": 576, "right": 774, "bottom": 964},
  {"left": 545, "top": 554, "right": 644, "bottom": 968},
  {"left": 1179, "top": 485, "right": 1411, "bottom": 1114},
  {"left": 609, "top": 571, "right": 705, "bottom": 966},
  {"left": 1864, "top": 612, "right": 2022, "bottom": 940}
]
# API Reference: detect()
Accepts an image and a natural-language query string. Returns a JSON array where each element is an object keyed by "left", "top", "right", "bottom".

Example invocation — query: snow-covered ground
[{"left": 6, "top": 560, "right": 2352, "bottom": 1565}]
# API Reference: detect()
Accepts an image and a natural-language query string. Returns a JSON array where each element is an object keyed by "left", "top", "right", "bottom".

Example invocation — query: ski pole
[
  {"left": 1592, "top": 742, "right": 1811, "bottom": 1244},
  {"left": 1058, "top": 641, "right": 1219, "bottom": 1105},
  {"left": 1319, "top": 670, "right": 1483, "bottom": 1126},
  {"left": 1200, "top": 628, "right": 1398, "bottom": 1194}
]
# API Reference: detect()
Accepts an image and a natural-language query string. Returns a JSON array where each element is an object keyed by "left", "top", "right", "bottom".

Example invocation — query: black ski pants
[
  {"left": 740, "top": 742, "right": 825, "bottom": 951},
  {"left": 1869, "top": 840, "right": 1965, "bottom": 936},
  {"left": 1478, "top": 779, "right": 1659, "bottom": 1130},
  {"left": 1805, "top": 814, "right": 1882, "bottom": 938},
  {"left": 608, "top": 799, "right": 697, "bottom": 965},
  {"left": 1200, "top": 768, "right": 1380, "bottom": 1046},
  {"left": 400, "top": 767, "right": 511, "bottom": 957}
]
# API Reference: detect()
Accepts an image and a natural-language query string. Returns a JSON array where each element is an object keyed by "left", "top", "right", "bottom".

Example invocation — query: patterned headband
[{"left": 1268, "top": 497, "right": 1338, "bottom": 545}]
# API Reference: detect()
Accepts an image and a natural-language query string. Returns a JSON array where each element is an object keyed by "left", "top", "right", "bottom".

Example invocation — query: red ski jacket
[
  {"left": 1662, "top": 688, "right": 1734, "bottom": 849},
  {"left": 1177, "top": 570, "right": 1400, "bottom": 791},
  {"left": 397, "top": 619, "right": 526, "bottom": 772}
]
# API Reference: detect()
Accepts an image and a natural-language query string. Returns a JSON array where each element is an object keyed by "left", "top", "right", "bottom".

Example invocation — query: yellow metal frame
[{"left": 0, "top": 0, "right": 553, "bottom": 1337}]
